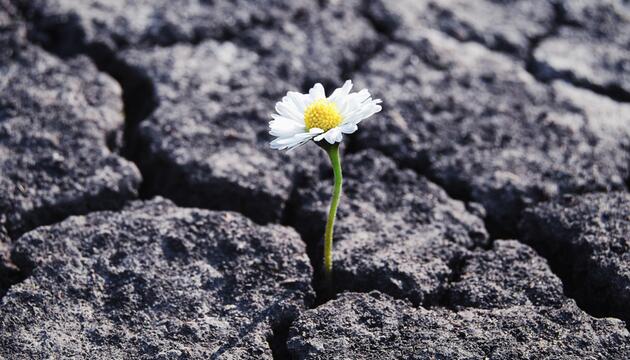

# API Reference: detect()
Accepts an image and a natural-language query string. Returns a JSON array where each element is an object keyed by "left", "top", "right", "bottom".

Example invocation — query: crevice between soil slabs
[
  {"left": 0, "top": 227, "right": 32, "bottom": 300},
  {"left": 16, "top": 2, "right": 159, "bottom": 199},
  {"left": 518, "top": 207, "right": 630, "bottom": 329},
  {"left": 268, "top": 320, "right": 292, "bottom": 360},
  {"left": 523, "top": 0, "right": 563, "bottom": 77},
  {"left": 281, "top": 165, "right": 487, "bottom": 309},
  {"left": 524, "top": 1, "right": 630, "bottom": 104},
  {"left": 82, "top": 43, "right": 159, "bottom": 201}
]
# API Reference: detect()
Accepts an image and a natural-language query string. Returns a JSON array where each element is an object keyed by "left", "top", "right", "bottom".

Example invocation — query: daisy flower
[
  {"left": 269, "top": 80, "right": 382, "bottom": 150},
  {"left": 269, "top": 80, "right": 382, "bottom": 286}
]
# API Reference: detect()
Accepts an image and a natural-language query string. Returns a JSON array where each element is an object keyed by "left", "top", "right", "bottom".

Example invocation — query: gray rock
[
  {"left": 0, "top": 224, "right": 20, "bottom": 298},
  {"left": 17, "top": 0, "right": 316, "bottom": 53},
  {"left": 17, "top": 0, "right": 381, "bottom": 225},
  {"left": 18, "top": 0, "right": 379, "bottom": 87},
  {"left": 534, "top": 0, "right": 630, "bottom": 98},
  {"left": 0, "top": 29, "right": 140, "bottom": 238},
  {"left": 290, "top": 236, "right": 630, "bottom": 357},
  {"left": 447, "top": 240, "right": 565, "bottom": 309},
  {"left": 367, "top": 0, "right": 556, "bottom": 58},
  {"left": 0, "top": 198, "right": 314, "bottom": 359},
  {"left": 354, "top": 28, "right": 630, "bottom": 235},
  {"left": 241, "top": 0, "right": 380, "bottom": 87},
  {"left": 287, "top": 292, "right": 630, "bottom": 359},
  {"left": 123, "top": 40, "right": 324, "bottom": 224},
  {"left": 520, "top": 192, "right": 630, "bottom": 324},
  {"left": 0, "top": 0, "right": 18, "bottom": 27},
  {"left": 291, "top": 149, "right": 488, "bottom": 305}
]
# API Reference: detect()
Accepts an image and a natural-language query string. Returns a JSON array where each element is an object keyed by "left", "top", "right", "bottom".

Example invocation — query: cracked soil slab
[
  {"left": 521, "top": 192, "right": 630, "bottom": 325},
  {"left": 354, "top": 27, "right": 630, "bottom": 235},
  {"left": 0, "top": 198, "right": 313, "bottom": 359},
  {"left": 291, "top": 149, "right": 488, "bottom": 305},
  {"left": 0, "top": 27, "right": 140, "bottom": 238}
]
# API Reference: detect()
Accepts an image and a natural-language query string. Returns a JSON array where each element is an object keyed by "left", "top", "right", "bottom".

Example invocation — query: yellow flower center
[{"left": 304, "top": 99, "right": 343, "bottom": 131}]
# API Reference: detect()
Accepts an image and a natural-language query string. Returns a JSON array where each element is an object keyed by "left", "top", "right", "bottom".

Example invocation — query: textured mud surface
[
  {"left": 533, "top": 0, "right": 630, "bottom": 100},
  {"left": 521, "top": 192, "right": 630, "bottom": 325},
  {"left": 2, "top": 0, "right": 630, "bottom": 358},
  {"left": 0, "top": 198, "right": 313, "bottom": 358},
  {"left": 354, "top": 28, "right": 630, "bottom": 236},
  {"left": 288, "top": 292, "right": 630, "bottom": 359},
  {"left": 292, "top": 150, "right": 488, "bottom": 305},
  {"left": 287, "top": 241, "right": 630, "bottom": 358},
  {"left": 0, "top": 24, "right": 140, "bottom": 239}
]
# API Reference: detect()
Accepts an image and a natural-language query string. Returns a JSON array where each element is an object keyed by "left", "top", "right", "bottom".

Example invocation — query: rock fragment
[
  {"left": 18, "top": 0, "right": 380, "bottom": 87},
  {"left": 520, "top": 192, "right": 630, "bottom": 324},
  {"left": 287, "top": 292, "right": 630, "bottom": 359},
  {"left": 288, "top": 239, "right": 629, "bottom": 359},
  {"left": 0, "top": 198, "right": 313, "bottom": 359},
  {"left": 123, "top": 40, "right": 321, "bottom": 224},
  {"left": 447, "top": 240, "right": 565, "bottom": 309},
  {"left": 241, "top": 0, "right": 380, "bottom": 87},
  {"left": 354, "top": 28, "right": 630, "bottom": 235},
  {"left": 292, "top": 150, "right": 488, "bottom": 305},
  {"left": 367, "top": 0, "right": 556, "bottom": 58},
  {"left": 534, "top": 0, "right": 630, "bottom": 99},
  {"left": 17, "top": 0, "right": 316, "bottom": 53},
  {"left": 0, "top": 29, "right": 140, "bottom": 238}
]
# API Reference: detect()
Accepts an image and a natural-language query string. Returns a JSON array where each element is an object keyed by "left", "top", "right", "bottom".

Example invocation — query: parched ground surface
[{"left": 1, "top": 0, "right": 630, "bottom": 359}]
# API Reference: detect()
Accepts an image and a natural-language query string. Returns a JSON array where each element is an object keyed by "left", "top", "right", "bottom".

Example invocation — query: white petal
[
  {"left": 340, "top": 123, "right": 358, "bottom": 134},
  {"left": 342, "top": 100, "right": 382, "bottom": 125},
  {"left": 270, "top": 132, "right": 316, "bottom": 150},
  {"left": 271, "top": 114, "right": 302, "bottom": 126},
  {"left": 338, "top": 90, "right": 370, "bottom": 118},
  {"left": 270, "top": 114, "right": 302, "bottom": 126},
  {"left": 308, "top": 83, "right": 326, "bottom": 102},
  {"left": 324, "top": 127, "right": 342, "bottom": 144},
  {"left": 287, "top": 91, "right": 308, "bottom": 113},
  {"left": 335, "top": 89, "right": 364, "bottom": 116},
  {"left": 335, "top": 130, "right": 343, "bottom": 142},
  {"left": 328, "top": 80, "right": 353, "bottom": 102},
  {"left": 269, "top": 117, "right": 305, "bottom": 137},
  {"left": 314, "top": 133, "right": 326, "bottom": 142},
  {"left": 275, "top": 100, "right": 304, "bottom": 123}
]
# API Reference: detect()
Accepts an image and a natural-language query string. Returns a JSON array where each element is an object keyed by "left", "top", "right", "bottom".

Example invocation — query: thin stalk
[{"left": 323, "top": 144, "right": 343, "bottom": 286}]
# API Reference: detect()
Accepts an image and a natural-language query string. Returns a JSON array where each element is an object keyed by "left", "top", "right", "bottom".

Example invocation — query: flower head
[{"left": 269, "top": 80, "right": 382, "bottom": 150}]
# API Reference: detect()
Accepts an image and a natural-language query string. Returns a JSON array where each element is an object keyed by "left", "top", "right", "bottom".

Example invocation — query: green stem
[{"left": 323, "top": 144, "right": 343, "bottom": 285}]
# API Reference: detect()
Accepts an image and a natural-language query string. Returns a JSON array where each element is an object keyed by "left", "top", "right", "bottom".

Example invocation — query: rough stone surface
[
  {"left": 0, "top": 0, "right": 18, "bottom": 26},
  {"left": 520, "top": 192, "right": 630, "bottom": 324},
  {"left": 355, "top": 28, "right": 630, "bottom": 235},
  {"left": 114, "top": 1, "right": 380, "bottom": 224},
  {"left": 447, "top": 240, "right": 565, "bottom": 310},
  {"left": 289, "top": 238, "right": 630, "bottom": 358},
  {"left": 123, "top": 40, "right": 324, "bottom": 224},
  {"left": 3, "top": 0, "right": 630, "bottom": 357},
  {"left": 292, "top": 150, "right": 488, "bottom": 305},
  {"left": 0, "top": 224, "right": 20, "bottom": 298},
  {"left": 367, "top": 0, "right": 556, "bottom": 58},
  {"left": 534, "top": 0, "right": 630, "bottom": 98},
  {"left": 19, "top": 0, "right": 380, "bottom": 88},
  {"left": 288, "top": 292, "right": 630, "bottom": 360},
  {"left": 239, "top": 0, "right": 380, "bottom": 88},
  {"left": 0, "top": 198, "right": 313, "bottom": 359},
  {"left": 17, "top": 0, "right": 316, "bottom": 53},
  {"left": 0, "top": 29, "right": 140, "bottom": 238}
]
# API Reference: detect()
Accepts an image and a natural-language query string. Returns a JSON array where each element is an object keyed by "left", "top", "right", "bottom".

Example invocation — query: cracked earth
[{"left": 1, "top": 0, "right": 630, "bottom": 359}]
